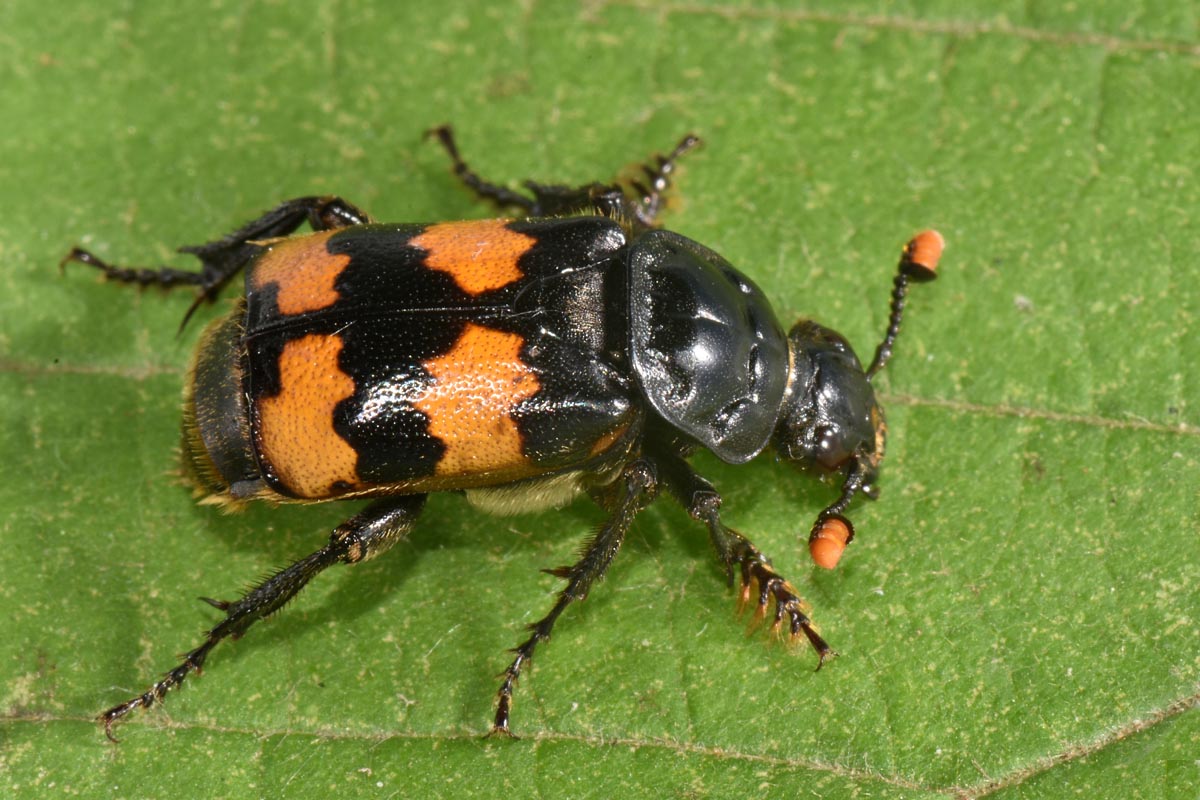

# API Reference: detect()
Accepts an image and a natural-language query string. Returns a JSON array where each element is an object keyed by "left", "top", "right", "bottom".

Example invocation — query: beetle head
[{"left": 773, "top": 320, "right": 884, "bottom": 492}]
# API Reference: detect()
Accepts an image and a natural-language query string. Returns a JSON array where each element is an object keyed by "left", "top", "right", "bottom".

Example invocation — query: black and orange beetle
[{"left": 64, "top": 127, "right": 942, "bottom": 739}]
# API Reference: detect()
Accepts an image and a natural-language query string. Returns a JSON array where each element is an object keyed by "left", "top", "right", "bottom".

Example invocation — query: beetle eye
[{"left": 814, "top": 424, "right": 849, "bottom": 469}]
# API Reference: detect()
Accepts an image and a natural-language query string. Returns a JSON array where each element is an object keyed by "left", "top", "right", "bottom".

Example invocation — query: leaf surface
[{"left": 2, "top": 2, "right": 1197, "bottom": 798}]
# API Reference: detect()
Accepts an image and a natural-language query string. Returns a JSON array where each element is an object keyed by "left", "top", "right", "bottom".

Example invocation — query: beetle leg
[
  {"left": 428, "top": 124, "right": 700, "bottom": 227},
  {"left": 427, "top": 125, "right": 606, "bottom": 219},
  {"left": 62, "top": 195, "right": 370, "bottom": 329},
  {"left": 426, "top": 125, "right": 539, "bottom": 214},
  {"left": 99, "top": 494, "right": 425, "bottom": 742},
  {"left": 427, "top": 124, "right": 614, "bottom": 220},
  {"left": 654, "top": 451, "right": 835, "bottom": 665},
  {"left": 490, "top": 459, "right": 658, "bottom": 737}
]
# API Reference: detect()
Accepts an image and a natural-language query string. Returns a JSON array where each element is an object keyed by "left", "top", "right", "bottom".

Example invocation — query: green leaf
[{"left": 2, "top": 2, "right": 1197, "bottom": 798}]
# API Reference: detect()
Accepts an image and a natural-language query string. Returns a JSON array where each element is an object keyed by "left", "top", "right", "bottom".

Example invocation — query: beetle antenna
[
  {"left": 866, "top": 230, "right": 943, "bottom": 380},
  {"left": 814, "top": 459, "right": 864, "bottom": 527},
  {"left": 804, "top": 459, "right": 866, "bottom": 569}
]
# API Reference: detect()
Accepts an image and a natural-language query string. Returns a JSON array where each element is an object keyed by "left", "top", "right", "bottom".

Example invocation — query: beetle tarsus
[
  {"left": 732, "top": 533, "right": 834, "bottom": 660},
  {"left": 626, "top": 132, "right": 700, "bottom": 228},
  {"left": 99, "top": 643, "right": 213, "bottom": 743},
  {"left": 60, "top": 246, "right": 209, "bottom": 289}
]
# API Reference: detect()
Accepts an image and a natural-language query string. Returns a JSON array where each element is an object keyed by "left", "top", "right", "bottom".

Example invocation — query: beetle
[{"left": 63, "top": 126, "right": 941, "bottom": 739}]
